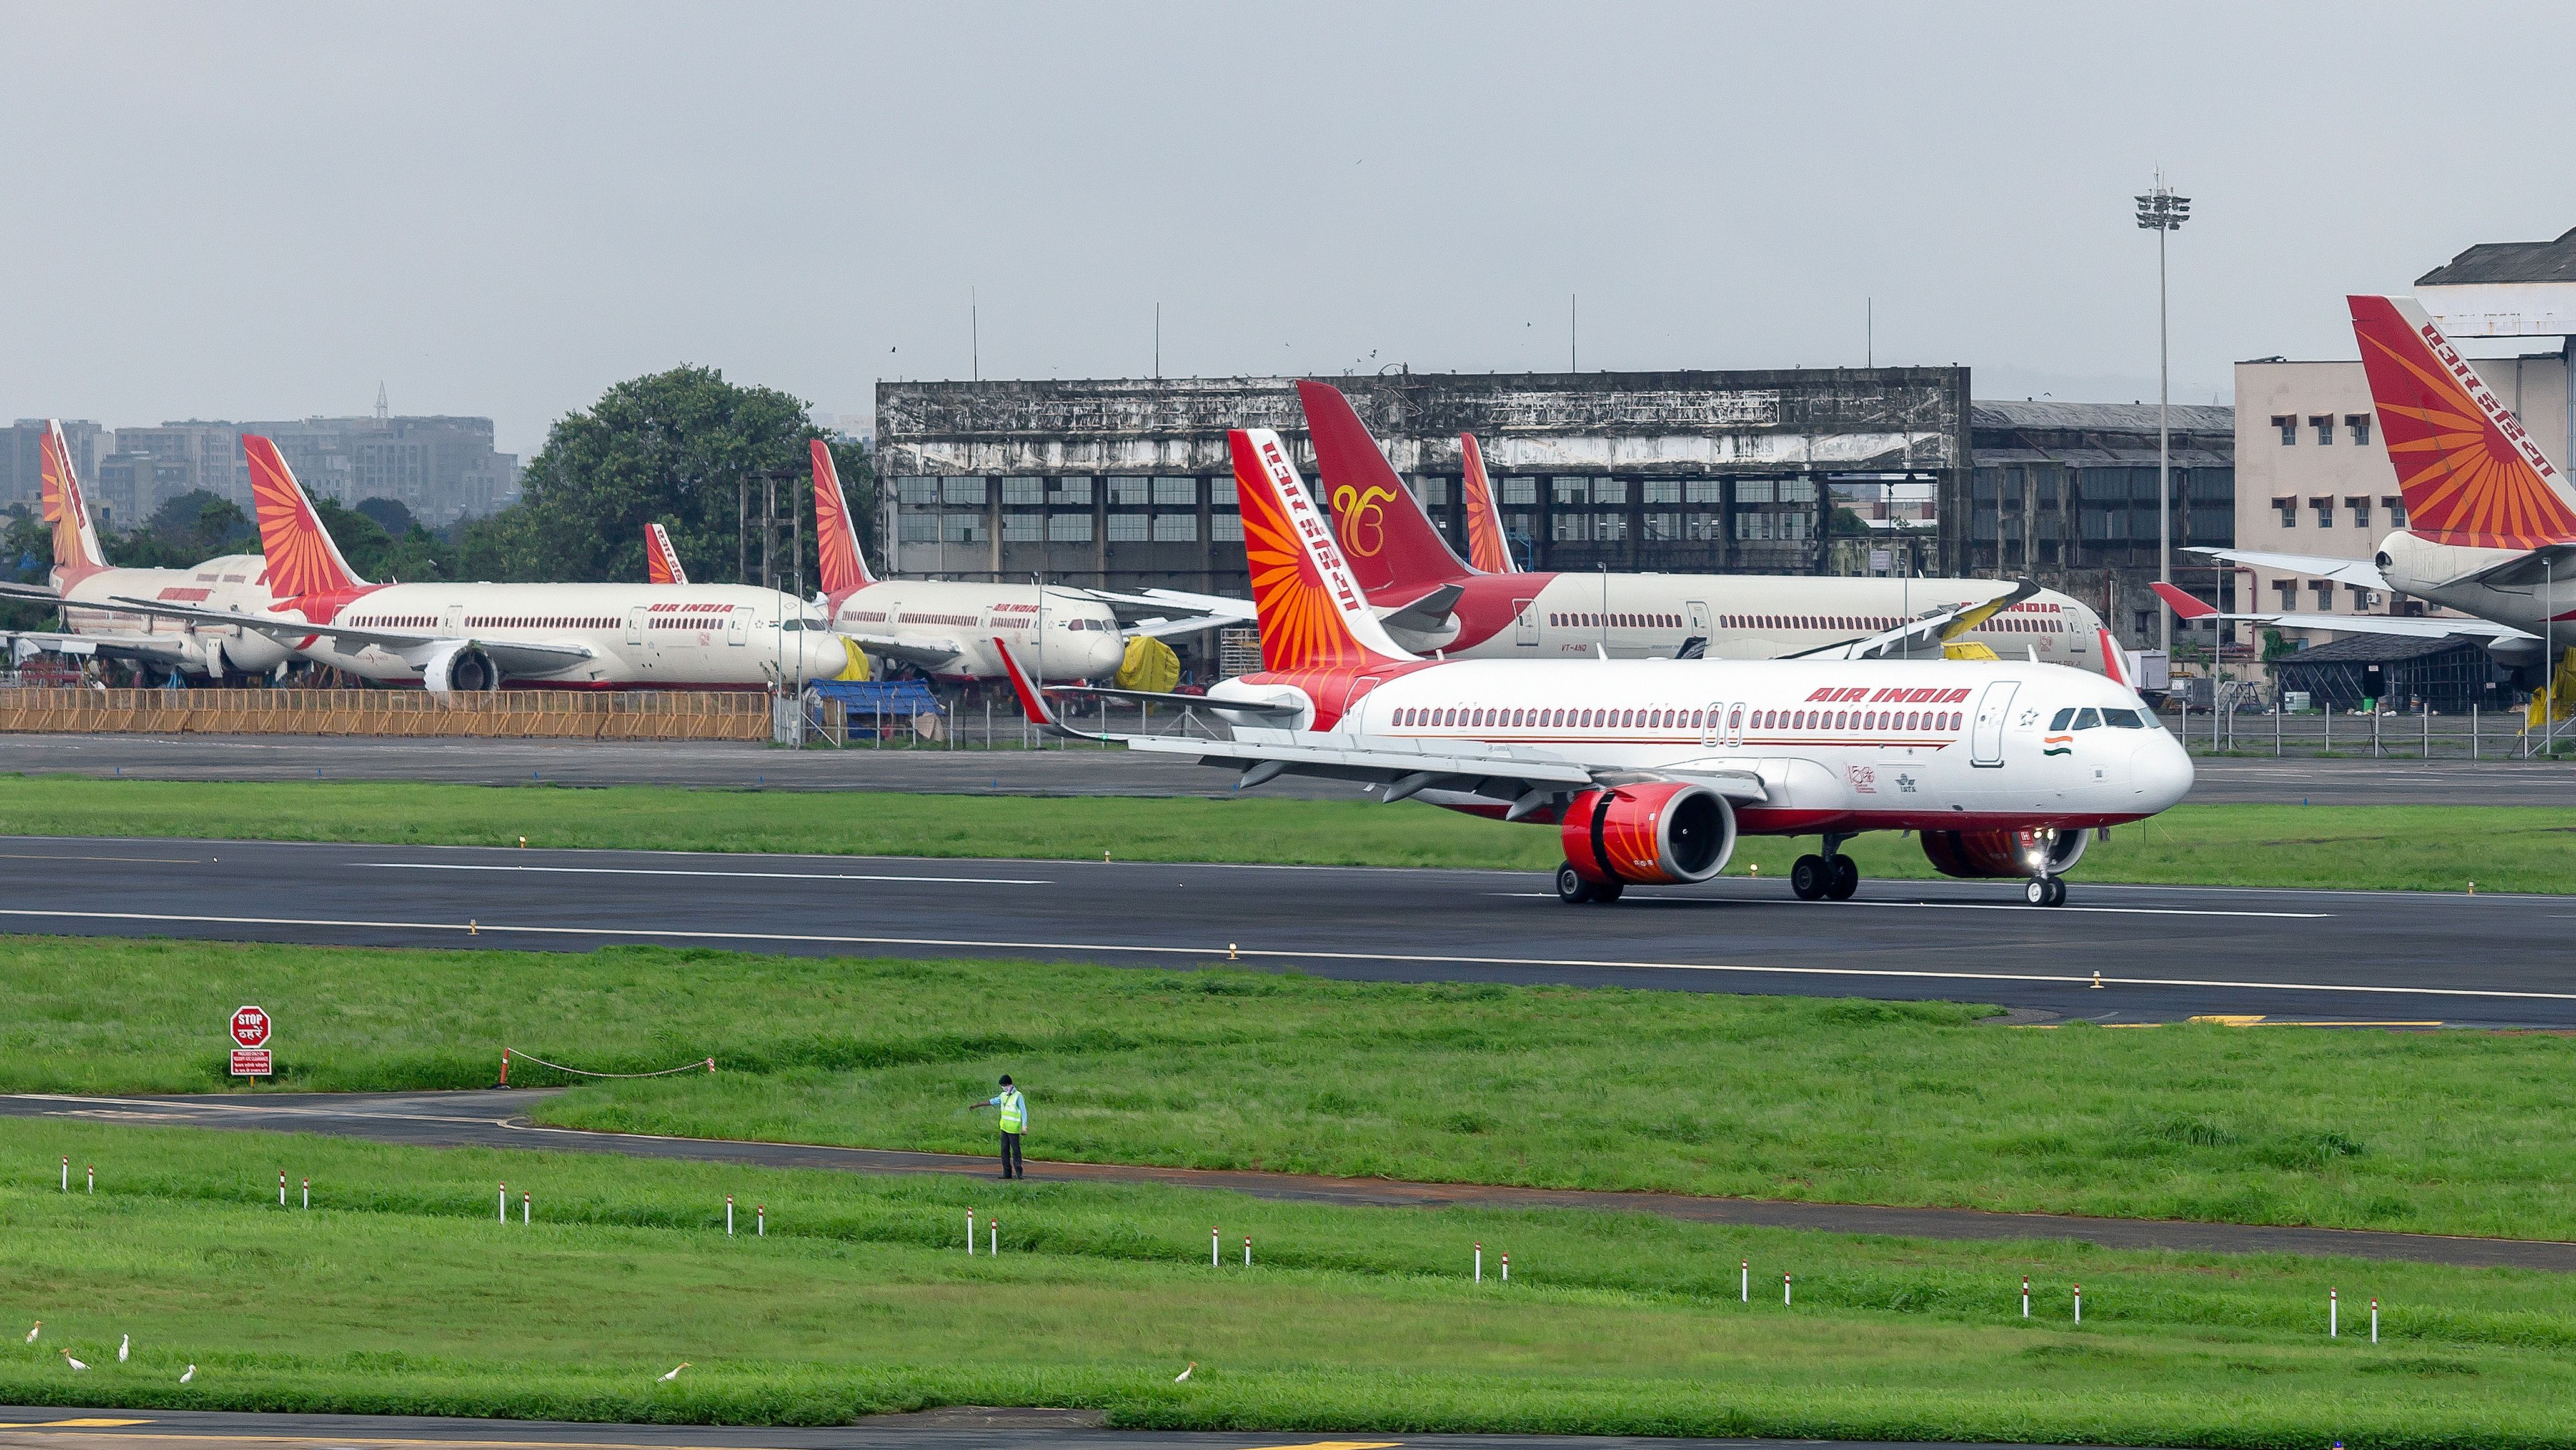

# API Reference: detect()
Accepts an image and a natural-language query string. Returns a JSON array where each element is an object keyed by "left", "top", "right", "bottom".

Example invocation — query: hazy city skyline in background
[{"left": 8, "top": 1, "right": 2574, "bottom": 461}]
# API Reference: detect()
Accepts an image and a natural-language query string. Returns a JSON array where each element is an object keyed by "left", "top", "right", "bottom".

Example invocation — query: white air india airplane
[
  {"left": 807, "top": 441, "right": 1128, "bottom": 682},
  {"left": 121, "top": 436, "right": 854, "bottom": 692},
  {"left": 2174, "top": 295, "right": 2576, "bottom": 699},
  {"left": 1003, "top": 427, "right": 2192, "bottom": 908},
  {"left": 1301, "top": 382, "right": 2131, "bottom": 679},
  {"left": 0, "top": 419, "right": 292, "bottom": 680}
]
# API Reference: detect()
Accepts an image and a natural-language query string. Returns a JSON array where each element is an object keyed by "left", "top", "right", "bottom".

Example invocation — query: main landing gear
[
  {"left": 2024, "top": 875, "right": 2067, "bottom": 908},
  {"left": 1790, "top": 834, "right": 1860, "bottom": 902},
  {"left": 1555, "top": 862, "right": 1624, "bottom": 904}
]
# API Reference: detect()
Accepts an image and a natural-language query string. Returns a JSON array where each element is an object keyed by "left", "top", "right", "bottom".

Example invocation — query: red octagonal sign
[{"left": 231, "top": 1005, "right": 271, "bottom": 1049}]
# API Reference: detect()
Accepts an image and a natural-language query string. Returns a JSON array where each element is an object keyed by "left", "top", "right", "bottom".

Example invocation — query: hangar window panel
[
  {"left": 1152, "top": 514, "right": 1197, "bottom": 542},
  {"left": 1734, "top": 512, "right": 1770, "bottom": 541},
  {"left": 1210, "top": 476, "right": 1237, "bottom": 505},
  {"left": 1499, "top": 477, "right": 1536, "bottom": 504},
  {"left": 1211, "top": 514, "right": 1244, "bottom": 541},
  {"left": 1552, "top": 513, "right": 1592, "bottom": 542},
  {"left": 940, "top": 514, "right": 986, "bottom": 543},
  {"left": 1642, "top": 479, "right": 1681, "bottom": 504},
  {"left": 1643, "top": 512, "right": 1680, "bottom": 541},
  {"left": 1001, "top": 479, "right": 1042, "bottom": 506},
  {"left": 1152, "top": 477, "right": 1196, "bottom": 506},
  {"left": 1594, "top": 478, "right": 1628, "bottom": 504},
  {"left": 1686, "top": 514, "right": 1724, "bottom": 541},
  {"left": 1737, "top": 479, "right": 1775, "bottom": 503},
  {"left": 1047, "top": 477, "right": 1093, "bottom": 504},
  {"left": 1106, "top": 514, "right": 1149, "bottom": 542},
  {"left": 1552, "top": 476, "right": 1591, "bottom": 504},
  {"left": 1778, "top": 478, "right": 1817, "bottom": 502},
  {"left": 897, "top": 514, "right": 937, "bottom": 543},
  {"left": 896, "top": 476, "right": 937, "bottom": 505},
  {"left": 1415, "top": 476, "right": 1450, "bottom": 506},
  {"left": 942, "top": 477, "right": 988, "bottom": 505},
  {"left": 1684, "top": 478, "right": 1723, "bottom": 503},
  {"left": 1003, "top": 514, "right": 1042, "bottom": 542},
  {"left": 1108, "top": 476, "right": 1150, "bottom": 506},
  {"left": 1048, "top": 514, "right": 1093, "bottom": 542},
  {"left": 1506, "top": 511, "right": 1534, "bottom": 540}
]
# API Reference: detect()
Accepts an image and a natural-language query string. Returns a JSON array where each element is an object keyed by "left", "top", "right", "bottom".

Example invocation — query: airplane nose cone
[{"left": 2132, "top": 730, "right": 2194, "bottom": 811}]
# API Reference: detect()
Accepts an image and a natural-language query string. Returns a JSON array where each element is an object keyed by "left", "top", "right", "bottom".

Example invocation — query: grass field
[
  {"left": 9, "top": 936, "right": 2576, "bottom": 1243},
  {"left": 0, "top": 775, "right": 2572, "bottom": 891},
  {"left": 2, "top": 1116, "right": 2570, "bottom": 1445}
]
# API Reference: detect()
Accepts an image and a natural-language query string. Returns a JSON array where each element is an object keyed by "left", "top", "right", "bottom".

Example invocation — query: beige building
[{"left": 2230, "top": 352, "right": 2569, "bottom": 648}]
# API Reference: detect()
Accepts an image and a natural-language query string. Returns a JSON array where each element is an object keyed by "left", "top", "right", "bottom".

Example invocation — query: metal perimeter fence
[
  {"left": 2167, "top": 702, "right": 2575, "bottom": 760},
  {"left": 0, "top": 688, "right": 772, "bottom": 741}
]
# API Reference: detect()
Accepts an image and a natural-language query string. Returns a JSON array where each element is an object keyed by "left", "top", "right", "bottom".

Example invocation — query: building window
[
  {"left": 1684, "top": 478, "right": 1723, "bottom": 503},
  {"left": 1552, "top": 512, "right": 1591, "bottom": 542},
  {"left": 1552, "top": 476, "right": 1591, "bottom": 505},
  {"left": 1500, "top": 477, "right": 1536, "bottom": 504},
  {"left": 2312, "top": 497, "right": 2334, "bottom": 528},
  {"left": 2272, "top": 415, "right": 2295, "bottom": 445},
  {"left": 1047, "top": 514, "right": 1092, "bottom": 542},
  {"left": 1778, "top": 477, "right": 1818, "bottom": 503},
  {"left": 1047, "top": 477, "right": 1093, "bottom": 504},
  {"left": 1152, "top": 477, "right": 1196, "bottom": 506},
  {"left": 1643, "top": 512, "right": 1680, "bottom": 541},
  {"left": 1210, "top": 476, "right": 1237, "bottom": 505},
  {"left": 1001, "top": 478, "right": 1042, "bottom": 505},
  {"left": 1594, "top": 512, "right": 1628, "bottom": 542},
  {"left": 1642, "top": 479, "right": 1681, "bottom": 504},
  {"left": 1210, "top": 514, "right": 1243, "bottom": 541},
  {"left": 2310, "top": 415, "right": 2334, "bottom": 445},
  {"left": 1687, "top": 514, "right": 1724, "bottom": 541},
  {"left": 1151, "top": 514, "right": 1196, "bottom": 541},
  {"left": 1106, "top": 514, "right": 1148, "bottom": 542},
  {"left": 2274, "top": 496, "right": 2296, "bottom": 528},
  {"left": 1414, "top": 475, "right": 1450, "bottom": 506},
  {"left": 897, "top": 514, "right": 937, "bottom": 542},
  {"left": 1108, "top": 476, "right": 1150, "bottom": 506},
  {"left": 940, "top": 514, "right": 985, "bottom": 543},
  {"left": 2309, "top": 580, "right": 2335, "bottom": 608},
  {"left": 2384, "top": 496, "right": 2405, "bottom": 526},
  {"left": 942, "top": 477, "right": 987, "bottom": 504},
  {"left": 2347, "top": 497, "right": 2370, "bottom": 529},
  {"left": 897, "top": 476, "right": 937, "bottom": 504},
  {"left": 2273, "top": 579, "right": 2297, "bottom": 606},
  {"left": 2347, "top": 413, "right": 2372, "bottom": 446},
  {"left": 1003, "top": 514, "right": 1041, "bottom": 542},
  {"left": 1738, "top": 479, "right": 1776, "bottom": 503}
]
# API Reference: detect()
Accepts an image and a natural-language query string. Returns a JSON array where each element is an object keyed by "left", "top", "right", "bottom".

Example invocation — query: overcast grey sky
[{"left": 10, "top": 1, "right": 2575, "bottom": 457}]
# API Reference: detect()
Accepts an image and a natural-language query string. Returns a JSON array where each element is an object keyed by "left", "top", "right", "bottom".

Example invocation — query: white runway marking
[
  {"left": 1488, "top": 892, "right": 2331, "bottom": 919},
  {"left": 0, "top": 906, "right": 2565, "bottom": 1004},
  {"left": 357, "top": 862, "right": 1053, "bottom": 886}
]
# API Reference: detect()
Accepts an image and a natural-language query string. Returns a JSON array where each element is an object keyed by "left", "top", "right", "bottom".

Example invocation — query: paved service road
[
  {"left": 0, "top": 1408, "right": 2172, "bottom": 1450},
  {"left": 8, "top": 1089, "right": 2569, "bottom": 1271},
  {"left": 1, "top": 732, "right": 2569, "bottom": 804},
  {"left": 0, "top": 835, "right": 2567, "bottom": 1026}
]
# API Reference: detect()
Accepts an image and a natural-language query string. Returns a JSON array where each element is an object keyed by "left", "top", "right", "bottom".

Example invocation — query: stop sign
[{"left": 231, "top": 1005, "right": 271, "bottom": 1049}]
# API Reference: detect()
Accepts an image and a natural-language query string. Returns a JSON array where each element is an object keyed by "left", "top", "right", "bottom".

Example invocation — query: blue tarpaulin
[{"left": 810, "top": 681, "right": 946, "bottom": 717}]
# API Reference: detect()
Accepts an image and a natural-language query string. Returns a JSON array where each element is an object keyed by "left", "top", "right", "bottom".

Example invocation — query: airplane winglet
[
  {"left": 2151, "top": 582, "right": 2216, "bottom": 620},
  {"left": 994, "top": 636, "right": 1113, "bottom": 741}
]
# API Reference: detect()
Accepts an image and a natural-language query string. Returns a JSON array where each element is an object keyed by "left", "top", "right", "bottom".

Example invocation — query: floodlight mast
[{"left": 2136, "top": 176, "right": 2191, "bottom": 659}]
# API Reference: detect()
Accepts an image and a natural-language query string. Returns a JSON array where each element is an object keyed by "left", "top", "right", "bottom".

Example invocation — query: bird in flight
[
  {"left": 60, "top": 1349, "right": 86, "bottom": 1371},
  {"left": 658, "top": 1362, "right": 690, "bottom": 1382}
]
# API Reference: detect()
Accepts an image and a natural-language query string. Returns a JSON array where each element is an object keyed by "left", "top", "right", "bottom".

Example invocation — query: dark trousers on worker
[{"left": 1000, "top": 1131, "right": 1023, "bottom": 1178}]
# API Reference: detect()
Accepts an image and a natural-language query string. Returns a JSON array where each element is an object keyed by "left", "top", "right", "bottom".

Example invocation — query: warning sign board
[{"left": 230, "top": 1049, "right": 272, "bottom": 1077}]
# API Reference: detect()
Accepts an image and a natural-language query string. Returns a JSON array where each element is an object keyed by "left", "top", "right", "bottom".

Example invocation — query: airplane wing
[
  {"left": 2187, "top": 547, "right": 2389, "bottom": 589},
  {"left": 2442, "top": 540, "right": 2576, "bottom": 591},
  {"left": 1042, "top": 682, "right": 1302, "bottom": 722},
  {"left": 1376, "top": 582, "right": 1465, "bottom": 635},
  {"left": 1118, "top": 614, "right": 1240, "bottom": 641},
  {"left": 1784, "top": 580, "right": 2039, "bottom": 661},
  {"left": 0, "top": 580, "right": 63, "bottom": 603},
  {"left": 1082, "top": 586, "right": 1258, "bottom": 623},
  {"left": 103, "top": 596, "right": 597, "bottom": 669},
  {"left": 835, "top": 632, "right": 967, "bottom": 669},
  {"left": 4, "top": 630, "right": 201, "bottom": 666},
  {"left": 2149, "top": 583, "right": 2527, "bottom": 641}
]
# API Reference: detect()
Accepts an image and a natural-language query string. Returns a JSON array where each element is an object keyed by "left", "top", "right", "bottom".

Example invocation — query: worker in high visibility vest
[{"left": 973, "top": 1074, "right": 1028, "bottom": 1179}]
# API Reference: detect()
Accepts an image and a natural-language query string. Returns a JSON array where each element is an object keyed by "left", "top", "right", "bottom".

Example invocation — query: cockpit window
[
  {"left": 2049, "top": 708, "right": 2076, "bottom": 730},
  {"left": 2102, "top": 708, "right": 2146, "bottom": 729},
  {"left": 2073, "top": 708, "right": 2102, "bottom": 729}
]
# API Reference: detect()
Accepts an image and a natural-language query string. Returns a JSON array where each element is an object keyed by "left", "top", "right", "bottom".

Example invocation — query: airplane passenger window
[
  {"left": 2102, "top": 709, "right": 2146, "bottom": 728},
  {"left": 2074, "top": 708, "right": 2102, "bottom": 729},
  {"left": 2050, "top": 708, "right": 2077, "bottom": 730}
]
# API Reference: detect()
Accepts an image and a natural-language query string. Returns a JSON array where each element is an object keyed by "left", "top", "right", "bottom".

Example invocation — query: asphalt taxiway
[
  {"left": 0, "top": 834, "right": 2566, "bottom": 1026},
  {"left": 1, "top": 732, "right": 2569, "bottom": 804}
]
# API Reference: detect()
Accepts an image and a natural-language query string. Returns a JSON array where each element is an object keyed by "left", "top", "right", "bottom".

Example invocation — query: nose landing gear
[{"left": 2024, "top": 876, "right": 2067, "bottom": 908}]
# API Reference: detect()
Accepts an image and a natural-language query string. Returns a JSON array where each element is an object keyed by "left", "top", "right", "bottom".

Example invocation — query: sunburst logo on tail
[
  {"left": 1231, "top": 429, "right": 1413, "bottom": 674},
  {"left": 1459, "top": 432, "right": 1514, "bottom": 574},
  {"left": 811, "top": 439, "right": 875, "bottom": 597},
  {"left": 2350, "top": 294, "right": 2576, "bottom": 550},
  {"left": 645, "top": 523, "right": 689, "bottom": 584},
  {"left": 37, "top": 421, "right": 106, "bottom": 578},
  {"left": 245, "top": 436, "right": 364, "bottom": 599}
]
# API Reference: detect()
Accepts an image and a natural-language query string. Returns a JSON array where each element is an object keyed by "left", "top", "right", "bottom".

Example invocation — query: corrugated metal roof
[
  {"left": 2416, "top": 228, "right": 2576, "bottom": 286},
  {"left": 1971, "top": 400, "right": 2235, "bottom": 432}
]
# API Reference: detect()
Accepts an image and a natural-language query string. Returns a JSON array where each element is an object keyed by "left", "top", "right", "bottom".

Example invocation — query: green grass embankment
[
  {"left": 6, "top": 937, "right": 2575, "bottom": 1242},
  {"left": 2, "top": 1117, "right": 2570, "bottom": 1444},
  {"left": 0, "top": 776, "right": 2566, "bottom": 891}
]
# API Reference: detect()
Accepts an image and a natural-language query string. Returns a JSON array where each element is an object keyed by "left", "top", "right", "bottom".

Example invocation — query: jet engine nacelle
[
  {"left": 219, "top": 628, "right": 291, "bottom": 674},
  {"left": 1561, "top": 782, "right": 1735, "bottom": 886},
  {"left": 2484, "top": 635, "right": 2549, "bottom": 671},
  {"left": 1921, "top": 826, "right": 2088, "bottom": 879},
  {"left": 421, "top": 641, "right": 502, "bottom": 695}
]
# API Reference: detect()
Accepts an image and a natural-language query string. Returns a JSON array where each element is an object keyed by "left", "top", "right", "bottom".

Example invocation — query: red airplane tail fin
[
  {"left": 2149, "top": 582, "right": 2216, "bottom": 621},
  {"left": 1458, "top": 431, "right": 1517, "bottom": 574},
  {"left": 1295, "top": 380, "right": 1471, "bottom": 594},
  {"left": 2349, "top": 294, "right": 2576, "bottom": 549},
  {"left": 1230, "top": 428, "right": 1419, "bottom": 673},
  {"left": 244, "top": 434, "right": 367, "bottom": 598},
  {"left": 811, "top": 439, "right": 876, "bottom": 596},
  {"left": 37, "top": 420, "right": 106, "bottom": 582},
  {"left": 645, "top": 522, "right": 689, "bottom": 584}
]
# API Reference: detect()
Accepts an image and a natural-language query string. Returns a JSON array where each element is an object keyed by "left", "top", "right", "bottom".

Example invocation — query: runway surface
[
  {"left": 0, "top": 834, "right": 2569, "bottom": 1026},
  {"left": 9, "top": 1089, "right": 2568, "bottom": 1270},
  {"left": 0, "top": 1408, "right": 2165, "bottom": 1450},
  {"left": 1, "top": 732, "right": 2569, "bottom": 804}
]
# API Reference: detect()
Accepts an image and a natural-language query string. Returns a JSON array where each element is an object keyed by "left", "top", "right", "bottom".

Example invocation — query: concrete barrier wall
[{"left": 0, "top": 689, "right": 771, "bottom": 741}]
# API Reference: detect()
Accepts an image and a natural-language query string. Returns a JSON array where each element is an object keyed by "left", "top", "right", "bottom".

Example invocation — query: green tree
[
  {"left": 100, "top": 490, "right": 256, "bottom": 569},
  {"left": 459, "top": 366, "right": 870, "bottom": 588},
  {"left": 2260, "top": 628, "right": 2300, "bottom": 661},
  {"left": 1829, "top": 506, "right": 1873, "bottom": 536},
  {"left": 310, "top": 497, "right": 456, "bottom": 583}
]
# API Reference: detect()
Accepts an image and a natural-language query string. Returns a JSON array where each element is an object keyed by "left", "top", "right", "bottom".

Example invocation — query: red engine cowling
[
  {"left": 1561, "top": 784, "right": 1736, "bottom": 886},
  {"left": 1920, "top": 826, "right": 2089, "bottom": 879}
]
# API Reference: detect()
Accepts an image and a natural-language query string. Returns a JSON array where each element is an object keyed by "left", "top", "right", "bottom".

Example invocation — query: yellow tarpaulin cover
[
  {"left": 1942, "top": 641, "right": 2001, "bottom": 661},
  {"left": 833, "top": 636, "right": 872, "bottom": 681},
  {"left": 1115, "top": 635, "right": 1180, "bottom": 692}
]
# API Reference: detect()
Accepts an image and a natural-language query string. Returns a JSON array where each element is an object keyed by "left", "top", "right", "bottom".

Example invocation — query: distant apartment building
[
  {"left": 0, "top": 419, "right": 112, "bottom": 514},
  {"left": 61, "top": 414, "right": 520, "bottom": 527},
  {"left": 2230, "top": 352, "right": 2568, "bottom": 648}
]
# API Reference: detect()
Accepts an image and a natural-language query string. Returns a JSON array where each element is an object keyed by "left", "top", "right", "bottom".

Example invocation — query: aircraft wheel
[
  {"left": 2044, "top": 876, "right": 2068, "bottom": 908},
  {"left": 2024, "top": 876, "right": 2054, "bottom": 907},
  {"left": 1825, "top": 857, "right": 1860, "bottom": 901},
  {"left": 1790, "top": 854, "right": 1829, "bottom": 901},
  {"left": 1555, "top": 862, "right": 1598, "bottom": 905},
  {"left": 1596, "top": 880, "right": 1625, "bottom": 904}
]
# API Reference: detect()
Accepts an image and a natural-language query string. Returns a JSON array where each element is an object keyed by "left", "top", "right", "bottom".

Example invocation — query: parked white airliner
[
  {"left": 122, "top": 436, "right": 852, "bottom": 692},
  {"left": 1003, "top": 428, "right": 2192, "bottom": 908}
]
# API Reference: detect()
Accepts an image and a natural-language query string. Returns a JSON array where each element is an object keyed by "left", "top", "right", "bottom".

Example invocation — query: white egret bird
[
  {"left": 657, "top": 1362, "right": 689, "bottom": 1382},
  {"left": 60, "top": 1348, "right": 86, "bottom": 1371},
  {"left": 22, "top": 1321, "right": 37, "bottom": 1343},
  {"left": 1174, "top": 1362, "right": 1195, "bottom": 1382},
  {"left": 180, "top": 1365, "right": 196, "bottom": 1384},
  {"left": 119, "top": 1334, "right": 130, "bottom": 1362}
]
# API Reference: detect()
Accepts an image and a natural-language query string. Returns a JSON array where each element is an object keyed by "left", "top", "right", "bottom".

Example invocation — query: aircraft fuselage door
[
  {"left": 727, "top": 608, "right": 747, "bottom": 646},
  {"left": 445, "top": 605, "right": 464, "bottom": 634},
  {"left": 1701, "top": 701, "right": 1723, "bottom": 748},
  {"left": 625, "top": 608, "right": 645, "bottom": 646},
  {"left": 1688, "top": 600, "right": 1710, "bottom": 631},
  {"left": 1726, "top": 701, "right": 1746, "bottom": 746},
  {"left": 1970, "top": 680, "right": 2017, "bottom": 767}
]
